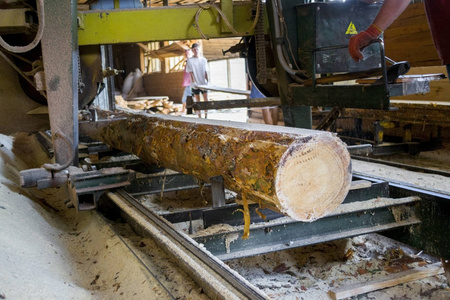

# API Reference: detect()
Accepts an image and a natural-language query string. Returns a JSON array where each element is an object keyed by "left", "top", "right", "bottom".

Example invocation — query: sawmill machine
[
  {"left": 1, "top": 0, "right": 449, "bottom": 263},
  {"left": 1, "top": 0, "right": 431, "bottom": 137}
]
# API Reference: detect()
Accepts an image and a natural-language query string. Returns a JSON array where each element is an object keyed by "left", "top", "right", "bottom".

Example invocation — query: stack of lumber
[{"left": 115, "top": 95, "right": 183, "bottom": 115}]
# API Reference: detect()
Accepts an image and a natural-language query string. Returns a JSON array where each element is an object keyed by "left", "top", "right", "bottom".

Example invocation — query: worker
[
  {"left": 349, "top": 0, "right": 450, "bottom": 79},
  {"left": 181, "top": 48, "right": 192, "bottom": 113},
  {"left": 248, "top": 79, "right": 278, "bottom": 125},
  {"left": 186, "top": 43, "right": 209, "bottom": 118}
]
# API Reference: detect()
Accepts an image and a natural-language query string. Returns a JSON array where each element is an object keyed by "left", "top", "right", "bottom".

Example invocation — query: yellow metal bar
[
  {"left": 0, "top": 8, "right": 30, "bottom": 34},
  {"left": 220, "top": 0, "right": 234, "bottom": 33},
  {"left": 77, "top": 3, "right": 255, "bottom": 46}
]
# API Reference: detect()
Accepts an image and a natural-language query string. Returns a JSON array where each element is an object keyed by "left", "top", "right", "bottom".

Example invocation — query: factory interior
[{"left": 1, "top": 0, "right": 450, "bottom": 299}]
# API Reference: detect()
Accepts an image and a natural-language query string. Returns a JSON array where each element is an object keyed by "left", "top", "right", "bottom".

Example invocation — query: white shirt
[{"left": 186, "top": 56, "right": 209, "bottom": 87}]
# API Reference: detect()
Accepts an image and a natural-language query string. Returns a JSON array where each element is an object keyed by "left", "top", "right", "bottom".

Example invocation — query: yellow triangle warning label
[{"left": 346, "top": 22, "right": 358, "bottom": 35}]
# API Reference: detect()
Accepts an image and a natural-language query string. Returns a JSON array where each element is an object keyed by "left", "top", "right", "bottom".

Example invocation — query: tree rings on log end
[{"left": 275, "top": 133, "right": 352, "bottom": 222}]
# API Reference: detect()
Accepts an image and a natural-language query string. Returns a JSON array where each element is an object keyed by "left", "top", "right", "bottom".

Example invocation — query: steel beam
[
  {"left": 193, "top": 196, "right": 420, "bottom": 260},
  {"left": 41, "top": 0, "right": 79, "bottom": 166},
  {"left": 190, "top": 97, "right": 280, "bottom": 111},
  {"left": 77, "top": 3, "right": 257, "bottom": 46},
  {"left": 0, "top": 8, "right": 31, "bottom": 34},
  {"left": 107, "top": 190, "right": 269, "bottom": 299}
]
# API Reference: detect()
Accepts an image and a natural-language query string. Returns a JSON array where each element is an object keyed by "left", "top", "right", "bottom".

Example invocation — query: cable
[
  {"left": 271, "top": 0, "right": 307, "bottom": 82},
  {"left": 0, "top": 0, "right": 44, "bottom": 53}
]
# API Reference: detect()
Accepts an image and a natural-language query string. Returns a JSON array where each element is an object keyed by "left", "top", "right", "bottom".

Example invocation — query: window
[
  {"left": 167, "top": 55, "right": 185, "bottom": 73},
  {"left": 209, "top": 58, "right": 246, "bottom": 90}
]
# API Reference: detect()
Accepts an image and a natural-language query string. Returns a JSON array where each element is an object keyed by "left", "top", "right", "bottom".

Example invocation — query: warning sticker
[{"left": 346, "top": 22, "right": 358, "bottom": 35}]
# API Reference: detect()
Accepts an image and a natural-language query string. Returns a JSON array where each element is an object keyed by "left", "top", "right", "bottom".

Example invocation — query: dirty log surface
[{"left": 80, "top": 109, "right": 352, "bottom": 222}]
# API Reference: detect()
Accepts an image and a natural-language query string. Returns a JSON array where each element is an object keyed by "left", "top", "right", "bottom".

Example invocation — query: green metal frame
[
  {"left": 0, "top": 8, "right": 31, "bottom": 34},
  {"left": 78, "top": 2, "right": 257, "bottom": 46},
  {"left": 290, "top": 83, "right": 390, "bottom": 110}
]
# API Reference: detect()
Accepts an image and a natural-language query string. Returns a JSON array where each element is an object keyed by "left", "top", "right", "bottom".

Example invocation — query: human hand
[{"left": 348, "top": 24, "right": 382, "bottom": 62}]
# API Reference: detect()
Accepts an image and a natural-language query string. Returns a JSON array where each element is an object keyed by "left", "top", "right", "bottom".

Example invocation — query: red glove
[{"left": 348, "top": 24, "right": 382, "bottom": 62}]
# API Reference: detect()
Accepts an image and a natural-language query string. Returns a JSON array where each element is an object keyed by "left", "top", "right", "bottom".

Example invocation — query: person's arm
[
  {"left": 372, "top": 0, "right": 411, "bottom": 31},
  {"left": 186, "top": 60, "right": 198, "bottom": 87},
  {"left": 349, "top": 0, "right": 411, "bottom": 62},
  {"left": 203, "top": 58, "right": 209, "bottom": 84},
  {"left": 189, "top": 72, "right": 198, "bottom": 88}
]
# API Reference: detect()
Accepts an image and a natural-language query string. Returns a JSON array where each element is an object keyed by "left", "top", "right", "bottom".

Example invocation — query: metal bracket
[
  {"left": 20, "top": 165, "right": 135, "bottom": 211},
  {"left": 68, "top": 167, "right": 136, "bottom": 210},
  {"left": 210, "top": 175, "right": 226, "bottom": 208},
  {"left": 20, "top": 168, "right": 69, "bottom": 189}
]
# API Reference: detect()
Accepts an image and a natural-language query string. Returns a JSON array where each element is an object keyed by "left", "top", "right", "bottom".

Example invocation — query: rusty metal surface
[{"left": 40, "top": 0, "right": 79, "bottom": 166}]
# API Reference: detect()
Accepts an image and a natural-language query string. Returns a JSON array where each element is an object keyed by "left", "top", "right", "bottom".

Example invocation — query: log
[{"left": 80, "top": 110, "right": 352, "bottom": 222}]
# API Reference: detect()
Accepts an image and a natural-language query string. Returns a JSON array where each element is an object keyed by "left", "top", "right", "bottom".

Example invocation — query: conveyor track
[
  {"left": 89, "top": 144, "right": 450, "bottom": 299},
  {"left": 106, "top": 190, "right": 270, "bottom": 300}
]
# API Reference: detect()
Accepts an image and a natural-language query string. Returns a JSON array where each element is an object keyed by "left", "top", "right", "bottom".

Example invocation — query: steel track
[
  {"left": 105, "top": 173, "right": 450, "bottom": 299},
  {"left": 106, "top": 190, "right": 270, "bottom": 300},
  {"left": 352, "top": 155, "right": 450, "bottom": 177}
]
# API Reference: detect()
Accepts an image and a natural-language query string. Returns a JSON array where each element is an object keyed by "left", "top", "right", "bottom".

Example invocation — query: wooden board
[
  {"left": 328, "top": 262, "right": 444, "bottom": 300},
  {"left": 384, "top": 3, "right": 440, "bottom": 67},
  {"left": 341, "top": 101, "right": 450, "bottom": 127}
]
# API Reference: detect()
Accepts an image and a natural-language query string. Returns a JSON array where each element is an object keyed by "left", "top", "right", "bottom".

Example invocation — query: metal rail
[
  {"left": 352, "top": 156, "right": 450, "bottom": 178},
  {"left": 101, "top": 168, "right": 450, "bottom": 296},
  {"left": 106, "top": 190, "right": 269, "bottom": 300}
]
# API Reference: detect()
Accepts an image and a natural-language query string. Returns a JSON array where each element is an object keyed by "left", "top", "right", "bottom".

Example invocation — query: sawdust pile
[
  {"left": 0, "top": 133, "right": 207, "bottom": 299},
  {"left": 226, "top": 234, "right": 450, "bottom": 299}
]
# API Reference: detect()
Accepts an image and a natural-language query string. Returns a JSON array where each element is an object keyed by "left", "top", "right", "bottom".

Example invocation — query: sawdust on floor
[
  {"left": 0, "top": 133, "right": 208, "bottom": 299},
  {"left": 1, "top": 132, "right": 450, "bottom": 300}
]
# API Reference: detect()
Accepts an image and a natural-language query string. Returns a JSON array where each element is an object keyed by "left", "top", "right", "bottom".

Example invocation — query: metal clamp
[
  {"left": 42, "top": 131, "right": 75, "bottom": 172},
  {"left": 210, "top": 175, "right": 226, "bottom": 208}
]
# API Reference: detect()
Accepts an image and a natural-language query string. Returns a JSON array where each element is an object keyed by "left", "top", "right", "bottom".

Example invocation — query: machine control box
[{"left": 297, "top": 2, "right": 383, "bottom": 75}]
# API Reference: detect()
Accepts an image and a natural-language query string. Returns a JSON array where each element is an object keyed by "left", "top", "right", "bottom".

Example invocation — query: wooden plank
[
  {"left": 349, "top": 180, "right": 371, "bottom": 191},
  {"left": 341, "top": 102, "right": 450, "bottom": 127},
  {"left": 384, "top": 2, "right": 440, "bottom": 67},
  {"left": 128, "top": 96, "right": 169, "bottom": 101},
  {"left": 303, "top": 69, "right": 383, "bottom": 86},
  {"left": 328, "top": 262, "right": 444, "bottom": 300},
  {"left": 388, "top": 3, "right": 427, "bottom": 22}
]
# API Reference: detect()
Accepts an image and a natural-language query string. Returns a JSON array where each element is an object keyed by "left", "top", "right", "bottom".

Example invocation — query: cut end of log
[{"left": 275, "top": 133, "right": 352, "bottom": 222}]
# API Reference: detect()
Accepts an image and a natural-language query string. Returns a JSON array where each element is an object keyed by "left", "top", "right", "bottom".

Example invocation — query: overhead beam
[{"left": 77, "top": 3, "right": 257, "bottom": 46}]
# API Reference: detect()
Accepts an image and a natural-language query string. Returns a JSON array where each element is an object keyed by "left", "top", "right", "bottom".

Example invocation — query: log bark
[{"left": 80, "top": 110, "right": 352, "bottom": 222}]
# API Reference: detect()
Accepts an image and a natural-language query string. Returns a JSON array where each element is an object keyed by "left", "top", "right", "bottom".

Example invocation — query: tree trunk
[{"left": 80, "top": 110, "right": 352, "bottom": 222}]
